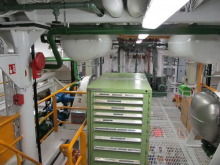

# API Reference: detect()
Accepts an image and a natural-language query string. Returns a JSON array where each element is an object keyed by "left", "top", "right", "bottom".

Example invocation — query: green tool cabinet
[{"left": 87, "top": 73, "right": 152, "bottom": 165}]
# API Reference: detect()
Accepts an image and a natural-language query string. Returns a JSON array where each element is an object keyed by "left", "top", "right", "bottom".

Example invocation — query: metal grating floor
[{"left": 149, "top": 97, "right": 211, "bottom": 165}]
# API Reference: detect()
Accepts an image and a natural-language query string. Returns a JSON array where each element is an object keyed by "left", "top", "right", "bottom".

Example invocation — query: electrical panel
[
  {"left": 166, "top": 67, "right": 173, "bottom": 76},
  {"left": 177, "top": 59, "right": 186, "bottom": 83},
  {"left": 87, "top": 73, "right": 152, "bottom": 165},
  {"left": 167, "top": 57, "right": 175, "bottom": 64},
  {"left": 185, "top": 63, "right": 197, "bottom": 85}
]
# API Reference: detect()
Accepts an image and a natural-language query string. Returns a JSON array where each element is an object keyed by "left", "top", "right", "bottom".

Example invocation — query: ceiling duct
[{"left": 102, "top": 0, "right": 124, "bottom": 18}]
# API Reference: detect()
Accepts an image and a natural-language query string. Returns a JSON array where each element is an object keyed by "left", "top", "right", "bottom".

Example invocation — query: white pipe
[
  {"left": 166, "top": 35, "right": 220, "bottom": 64},
  {"left": 15, "top": 31, "right": 38, "bottom": 163},
  {"left": 127, "top": 0, "right": 147, "bottom": 18},
  {"left": 102, "top": 0, "right": 124, "bottom": 18}
]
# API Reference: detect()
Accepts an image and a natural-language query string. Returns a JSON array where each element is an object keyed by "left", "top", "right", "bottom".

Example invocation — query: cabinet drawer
[
  {"left": 94, "top": 118, "right": 142, "bottom": 125},
  {"left": 94, "top": 112, "right": 143, "bottom": 118},
  {"left": 94, "top": 105, "right": 143, "bottom": 112},
  {"left": 94, "top": 157, "right": 140, "bottom": 165}
]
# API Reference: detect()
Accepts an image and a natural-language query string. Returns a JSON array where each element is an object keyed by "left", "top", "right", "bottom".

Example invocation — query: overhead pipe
[
  {"left": 45, "top": 57, "right": 72, "bottom": 62},
  {"left": 127, "top": 0, "right": 147, "bottom": 18},
  {"left": 102, "top": 0, "right": 124, "bottom": 18},
  {"left": 43, "top": 25, "right": 220, "bottom": 69},
  {"left": 0, "top": 2, "right": 104, "bottom": 18}
]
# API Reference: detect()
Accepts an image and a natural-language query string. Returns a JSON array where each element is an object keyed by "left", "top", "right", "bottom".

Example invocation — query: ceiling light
[
  {"left": 142, "top": 0, "right": 190, "bottom": 29},
  {"left": 138, "top": 34, "right": 149, "bottom": 39},
  {"left": 136, "top": 40, "right": 143, "bottom": 44}
]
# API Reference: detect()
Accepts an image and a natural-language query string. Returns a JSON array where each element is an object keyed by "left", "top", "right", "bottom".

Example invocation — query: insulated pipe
[
  {"left": 0, "top": 2, "right": 104, "bottom": 17},
  {"left": 102, "top": 0, "right": 124, "bottom": 18},
  {"left": 43, "top": 25, "right": 220, "bottom": 69},
  {"left": 127, "top": 0, "right": 147, "bottom": 18}
]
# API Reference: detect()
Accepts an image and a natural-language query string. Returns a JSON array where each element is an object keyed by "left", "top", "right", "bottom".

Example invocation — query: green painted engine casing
[{"left": 87, "top": 73, "right": 152, "bottom": 165}]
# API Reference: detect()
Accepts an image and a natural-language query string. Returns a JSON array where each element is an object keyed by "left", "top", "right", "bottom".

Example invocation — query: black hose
[{"left": 31, "top": 45, "right": 42, "bottom": 163}]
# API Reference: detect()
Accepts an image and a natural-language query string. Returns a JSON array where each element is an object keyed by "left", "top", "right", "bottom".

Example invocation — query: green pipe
[
  {"left": 44, "top": 25, "right": 220, "bottom": 69},
  {"left": 45, "top": 57, "right": 72, "bottom": 62},
  {"left": 50, "top": 25, "right": 220, "bottom": 35},
  {"left": 44, "top": 30, "right": 63, "bottom": 69},
  {"left": 0, "top": 2, "right": 104, "bottom": 17},
  {"left": 69, "top": 82, "right": 80, "bottom": 96},
  {"left": 74, "top": 61, "right": 81, "bottom": 81}
]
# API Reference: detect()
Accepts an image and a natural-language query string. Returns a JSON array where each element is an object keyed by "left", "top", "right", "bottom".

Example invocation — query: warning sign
[{"left": 9, "top": 64, "right": 16, "bottom": 75}]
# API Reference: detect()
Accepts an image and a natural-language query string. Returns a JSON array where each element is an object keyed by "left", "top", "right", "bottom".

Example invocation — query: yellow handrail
[
  {"left": 0, "top": 113, "right": 20, "bottom": 128},
  {"left": 0, "top": 136, "right": 23, "bottom": 155},
  {"left": 36, "top": 81, "right": 88, "bottom": 164},
  {"left": 62, "top": 91, "right": 87, "bottom": 94},
  {"left": 37, "top": 82, "right": 76, "bottom": 105},
  {"left": 0, "top": 82, "right": 3, "bottom": 84},
  {"left": 60, "top": 119, "right": 87, "bottom": 165},
  {"left": 201, "top": 83, "right": 218, "bottom": 92},
  {"left": 0, "top": 140, "right": 42, "bottom": 165},
  {"left": 0, "top": 94, "right": 4, "bottom": 97}
]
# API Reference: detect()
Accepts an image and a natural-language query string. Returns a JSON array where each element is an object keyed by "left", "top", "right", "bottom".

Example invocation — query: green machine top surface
[
  {"left": 88, "top": 73, "right": 152, "bottom": 93},
  {"left": 100, "top": 73, "right": 147, "bottom": 79}
]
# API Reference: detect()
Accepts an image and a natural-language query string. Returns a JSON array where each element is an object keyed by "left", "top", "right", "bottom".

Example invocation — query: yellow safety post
[
  {"left": 80, "top": 131, "right": 87, "bottom": 165},
  {"left": 197, "top": 63, "right": 203, "bottom": 92},
  {"left": 52, "top": 95, "right": 58, "bottom": 132}
]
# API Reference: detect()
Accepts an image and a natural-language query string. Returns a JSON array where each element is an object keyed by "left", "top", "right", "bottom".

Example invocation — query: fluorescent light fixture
[
  {"left": 136, "top": 40, "right": 143, "bottom": 44},
  {"left": 142, "top": 0, "right": 189, "bottom": 29},
  {"left": 138, "top": 34, "right": 149, "bottom": 39}
]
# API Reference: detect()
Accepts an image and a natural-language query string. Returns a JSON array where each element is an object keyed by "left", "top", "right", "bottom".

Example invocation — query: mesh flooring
[{"left": 149, "top": 97, "right": 211, "bottom": 165}]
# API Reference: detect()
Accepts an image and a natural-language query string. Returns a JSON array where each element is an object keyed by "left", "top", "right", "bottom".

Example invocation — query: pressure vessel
[
  {"left": 189, "top": 92, "right": 220, "bottom": 147},
  {"left": 61, "top": 35, "right": 116, "bottom": 61},
  {"left": 166, "top": 35, "right": 220, "bottom": 63}
]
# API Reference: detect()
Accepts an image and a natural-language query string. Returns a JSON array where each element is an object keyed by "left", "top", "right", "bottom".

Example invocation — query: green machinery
[{"left": 87, "top": 73, "right": 152, "bottom": 165}]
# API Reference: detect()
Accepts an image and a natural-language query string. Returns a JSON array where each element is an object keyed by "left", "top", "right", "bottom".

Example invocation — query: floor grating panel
[
  {"left": 149, "top": 97, "right": 211, "bottom": 165},
  {"left": 151, "top": 107, "right": 167, "bottom": 121}
]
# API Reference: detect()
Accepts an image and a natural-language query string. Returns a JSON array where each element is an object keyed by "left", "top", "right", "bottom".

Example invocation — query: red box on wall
[{"left": 13, "top": 94, "right": 24, "bottom": 106}]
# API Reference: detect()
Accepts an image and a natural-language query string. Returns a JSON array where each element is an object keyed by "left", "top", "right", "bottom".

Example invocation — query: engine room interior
[{"left": 0, "top": 0, "right": 220, "bottom": 165}]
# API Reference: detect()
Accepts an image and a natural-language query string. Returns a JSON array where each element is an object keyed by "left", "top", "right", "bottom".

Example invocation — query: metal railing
[
  {"left": 37, "top": 82, "right": 87, "bottom": 164},
  {"left": 60, "top": 119, "right": 87, "bottom": 165},
  {"left": 0, "top": 113, "right": 41, "bottom": 164},
  {"left": 0, "top": 139, "right": 42, "bottom": 165},
  {"left": 201, "top": 83, "right": 218, "bottom": 92}
]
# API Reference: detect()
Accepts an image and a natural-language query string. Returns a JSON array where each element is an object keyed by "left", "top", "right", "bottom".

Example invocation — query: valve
[{"left": 30, "top": 52, "right": 45, "bottom": 79}]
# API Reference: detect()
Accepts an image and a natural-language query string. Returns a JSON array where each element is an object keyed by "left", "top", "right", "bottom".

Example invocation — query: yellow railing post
[
  {"left": 197, "top": 63, "right": 203, "bottom": 93},
  {"left": 80, "top": 131, "right": 87, "bottom": 165},
  {"left": 17, "top": 153, "right": 21, "bottom": 165},
  {"left": 52, "top": 95, "right": 58, "bottom": 132},
  {"left": 67, "top": 147, "right": 73, "bottom": 165}
]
